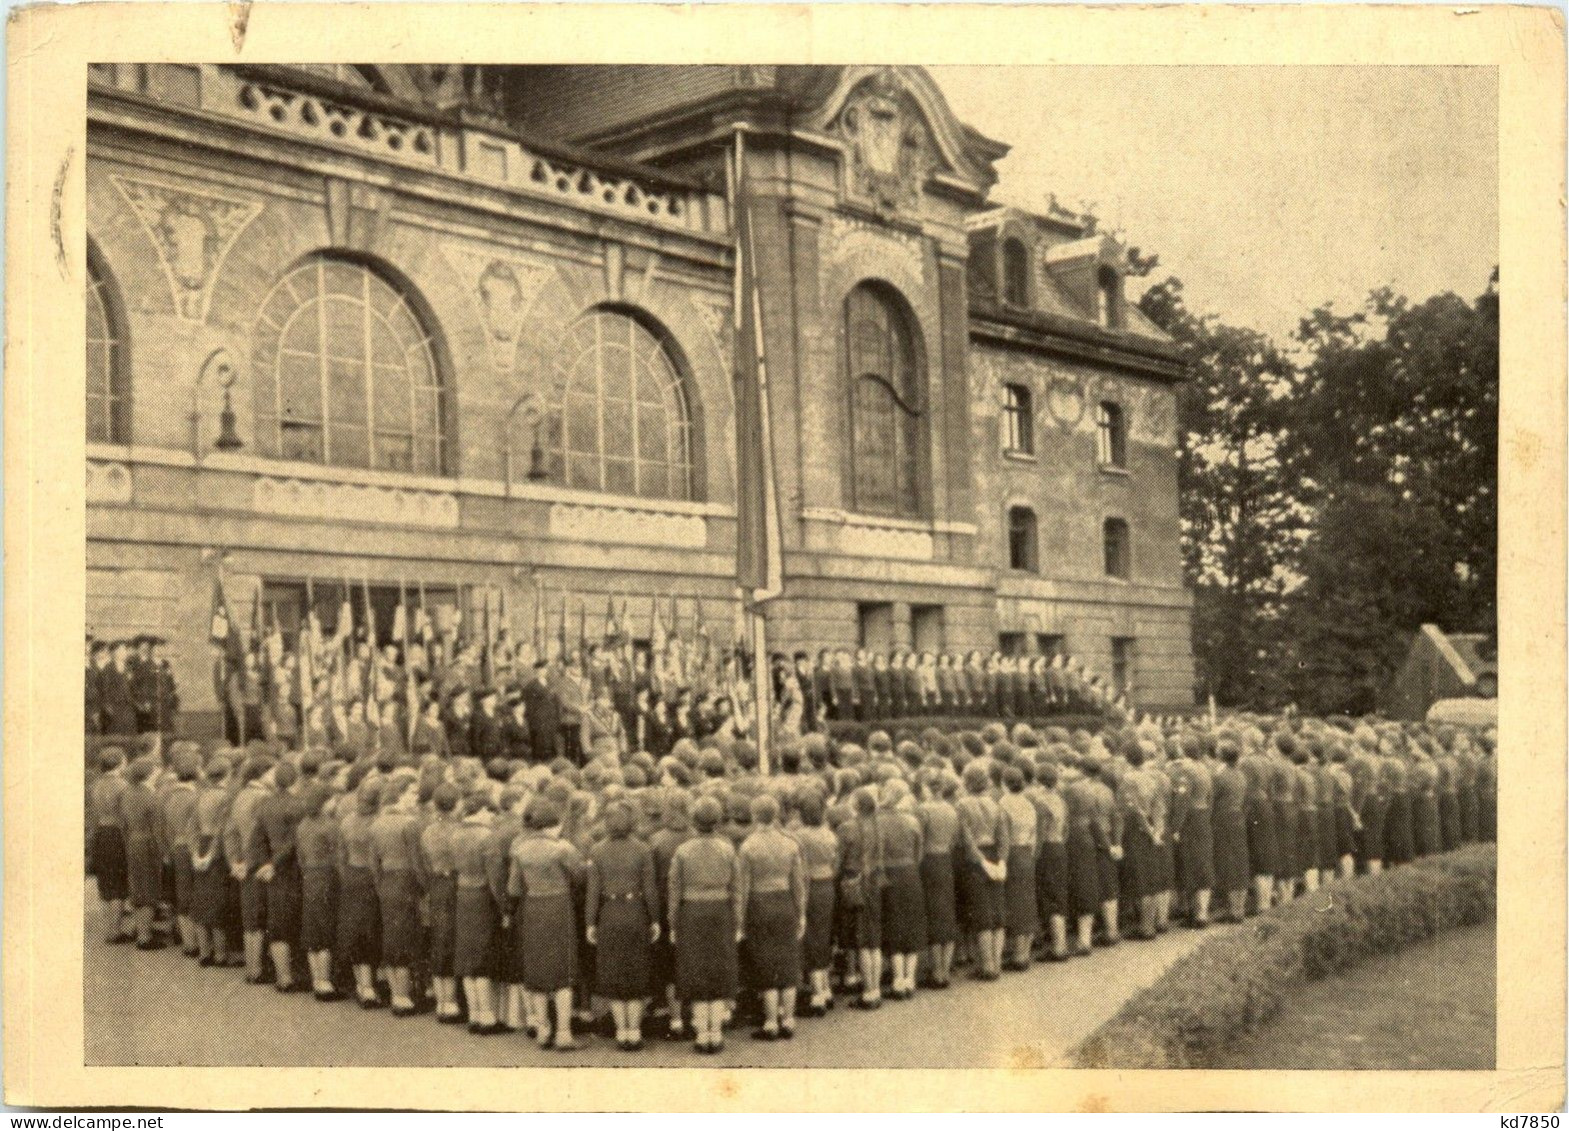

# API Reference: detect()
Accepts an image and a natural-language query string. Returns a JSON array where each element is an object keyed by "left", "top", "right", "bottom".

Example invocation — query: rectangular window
[
  {"left": 998, "top": 632, "right": 1028, "bottom": 657},
  {"left": 1036, "top": 633, "right": 1065, "bottom": 658},
  {"left": 1002, "top": 384, "right": 1034, "bottom": 456},
  {"left": 1103, "top": 517, "right": 1131, "bottom": 579},
  {"left": 1096, "top": 401, "right": 1127, "bottom": 469},
  {"left": 1111, "top": 636, "right": 1135, "bottom": 696},
  {"left": 910, "top": 604, "right": 946, "bottom": 654}
]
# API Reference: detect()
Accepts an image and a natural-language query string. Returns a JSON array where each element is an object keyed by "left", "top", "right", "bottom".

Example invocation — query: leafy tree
[{"left": 1138, "top": 278, "right": 1308, "bottom": 707}]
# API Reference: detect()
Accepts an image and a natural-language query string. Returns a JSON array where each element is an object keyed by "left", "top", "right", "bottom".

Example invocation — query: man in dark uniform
[
  {"left": 86, "top": 637, "right": 105, "bottom": 735},
  {"left": 129, "top": 635, "right": 160, "bottom": 734},
  {"left": 148, "top": 637, "right": 180, "bottom": 735},
  {"left": 872, "top": 652, "right": 896, "bottom": 721},
  {"left": 100, "top": 639, "right": 139, "bottom": 737},
  {"left": 827, "top": 649, "right": 855, "bottom": 722},
  {"left": 519, "top": 659, "right": 562, "bottom": 765},
  {"left": 794, "top": 652, "right": 821, "bottom": 733},
  {"left": 443, "top": 687, "right": 473, "bottom": 762},
  {"left": 501, "top": 688, "right": 533, "bottom": 763},
  {"left": 470, "top": 686, "right": 505, "bottom": 765},
  {"left": 550, "top": 655, "right": 587, "bottom": 765}
]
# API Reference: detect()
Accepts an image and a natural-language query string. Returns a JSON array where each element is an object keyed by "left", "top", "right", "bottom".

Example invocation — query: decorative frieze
[
  {"left": 235, "top": 80, "right": 438, "bottom": 165},
  {"left": 836, "top": 522, "right": 934, "bottom": 561},
  {"left": 548, "top": 502, "right": 707, "bottom": 549},
  {"left": 109, "top": 174, "right": 263, "bottom": 323},
  {"left": 252, "top": 475, "right": 459, "bottom": 528}
]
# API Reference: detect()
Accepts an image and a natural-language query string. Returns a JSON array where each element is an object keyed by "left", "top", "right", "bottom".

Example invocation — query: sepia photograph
[{"left": 5, "top": 1, "right": 1564, "bottom": 1113}]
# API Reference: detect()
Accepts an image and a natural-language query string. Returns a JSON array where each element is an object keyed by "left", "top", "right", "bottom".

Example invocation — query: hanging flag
[
  {"left": 415, "top": 579, "right": 432, "bottom": 644},
  {"left": 577, "top": 599, "right": 588, "bottom": 673},
  {"left": 651, "top": 594, "right": 667, "bottom": 659},
  {"left": 731, "top": 129, "right": 785, "bottom": 605},
  {"left": 533, "top": 583, "right": 546, "bottom": 657},
  {"left": 361, "top": 577, "right": 378, "bottom": 712},
  {"left": 208, "top": 571, "right": 246, "bottom": 687},
  {"left": 297, "top": 619, "right": 315, "bottom": 747},
  {"left": 604, "top": 594, "right": 620, "bottom": 645},
  {"left": 556, "top": 591, "right": 568, "bottom": 663},
  {"left": 400, "top": 576, "right": 418, "bottom": 747}
]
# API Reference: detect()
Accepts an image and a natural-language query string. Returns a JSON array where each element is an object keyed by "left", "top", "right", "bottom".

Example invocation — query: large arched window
[
  {"left": 253, "top": 254, "right": 449, "bottom": 474},
  {"left": 87, "top": 248, "right": 129, "bottom": 444},
  {"left": 845, "top": 281, "right": 925, "bottom": 518},
  {"left": 552, "top": 308, "right": 693, "bottom": 501}
]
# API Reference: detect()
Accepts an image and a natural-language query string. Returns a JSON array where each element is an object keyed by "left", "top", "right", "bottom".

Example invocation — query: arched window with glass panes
[
  {"left": 252, "top": 254, "right": 451, "bottom": 474},
  {"left": 550, "top": 308, "right": 695, "bottom": 502},
  {"left": 845, "top": 281, "right": 926, "bottom": 519},
  {"left": 87, "top": 246, "right": 130, "bottom": 445}
]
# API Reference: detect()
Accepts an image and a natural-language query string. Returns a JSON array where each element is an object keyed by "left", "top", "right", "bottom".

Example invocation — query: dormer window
[
  {"left": 1002, "top": 238, "right": 1031, "bottom": 308},
  {"left": 1097, "top": 265, "right": 1122, "bottom": 329}
]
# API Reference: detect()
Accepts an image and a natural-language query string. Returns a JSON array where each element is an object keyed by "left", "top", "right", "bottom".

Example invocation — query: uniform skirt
[
  {"left": 1273, "top": 803, "right": 1297, "bottom": 879},
  {"left": 1297, "top": 812, "right": 1318, "bottom": 874},
  {"left": 1096, "top": 843, "right": 1120, "bottom": 905},
  {"left": 191, "top": 841, "right": 231, "bottom": 929},
  {"left": 1336, "top": 807, "right": 1358, "bottom": 858},
  {"left": 1246, "top": 800, "right": 1278, "bottom": 879},
  {"left": 961, "top": 845, "right": 1005, "bottom": 933},
  {"left": 1003, "top": 846, "right": 1039, "bottom": 938},
  {"left": 1356, "top": 802, "right": 1386, "bottom": 866},
  {"left": 337, "top": 864, "right": 380, "bottom": 965},
  {"left": 1179, "top": 816, "right": 1216, "bottom": 895},
  {"left": 675, "top": 898, "right": 738, "bottom": 1001},
  {"left": 514, "top": 890, "right": 576, "bottom": 993},
  {"left": 1212, "top": 809, "right": 1249, "bottom": 894},
  {"left": 1439, "top": 794, "right": 1462, "bottom": 852},
  {"left": 920, "top": 853, "right": 958, "bottom": 945},
  {"left": 377, "top": 869, "right": 421, "bottom": 967},
  {"left": 266, "top": 866, "right": 302, "bottom": 944},
  {"left": 1384, "top": 794, "right": 1414, "bottom": 866},
  {"left": 300, "top": 866, "right": 338, "bottom": 952},
  {"left": 1035, "top": 841, "right": 1070, "bottom": 920},
  {"left": 92, "top": 826, "right": 128, "bottom": 902},
  {"left": 171, "top": 852, "right": 195, "bottom": 916},
  {"left": 844, "top": 878, "right": 883, "bottom": 951},
  {"left": 595, "top": 896, "right": 653, "bottom": 1000},
  {"left": 744, "top": 890, "right": 802, "bottom": 991},
  {"left": 126, "top": 833, "right": 162, "bottom": 909},
  {"left": 426, "top": 875, "right": 457, "bottom": 977},
  {"left": 1120, "top": 825, "right": 1153, "bottom": 902},
  {"left": 1318, "top": 807, "right": 1340, "bottom": 872},
  {"left": 1065, "top": 828, "right": 1100, "bottom": 918},
  {"left": 1414, "top": 799, "right": 1442, "bottom": 858},
  {"left": 453, "top": 886, "right": 498, "bottom": 978},
  {"left": 241, "top": 875, "right": 268, "bottom": 933},
  {"left": 1153, "top": 836, "right": 1175, "bottom": 894},
  {"left": 803, "top": 878, "right": 836, "bottom": 970},
  {"left": 1460, "top": 791, "right": 1481, "bottom": 844},
  {"left": 881, "top": 863, "right": 928, "bottom": 954}
]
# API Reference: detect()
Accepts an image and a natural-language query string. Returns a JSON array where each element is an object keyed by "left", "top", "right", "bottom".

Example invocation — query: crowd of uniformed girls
[{"left": 88, "top": 713, "right": 1497, "bottom": 1054}]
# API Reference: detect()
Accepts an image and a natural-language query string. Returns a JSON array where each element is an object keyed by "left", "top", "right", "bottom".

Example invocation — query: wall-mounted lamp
[
  {"left": 503, "top": 391, "right": 550, "bottom": 493},
  {"left": 193, "top": 347, "right": 243, "bottom": 458}
]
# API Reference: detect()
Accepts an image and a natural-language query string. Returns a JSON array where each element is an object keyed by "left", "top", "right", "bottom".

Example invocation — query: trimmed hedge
[{"left": 1070, "top": 844, "right": 1498, "bottom": 1069}]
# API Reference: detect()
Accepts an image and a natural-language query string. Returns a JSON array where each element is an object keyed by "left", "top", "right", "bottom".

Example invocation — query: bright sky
[{"left": 934, "top": 66, "right": 1499, "bottom": 342}]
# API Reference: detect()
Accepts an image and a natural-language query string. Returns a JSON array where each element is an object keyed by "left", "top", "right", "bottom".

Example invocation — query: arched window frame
[
  {"left": 843, "top": 280, "right": 929, "bottom": 520},
  {"left": 1002, "top": 382, "right": 1034, "bottom": 456},
  {"left": 86, "top": 242, "right": 131, "bottom": 445},
  {"left": 1001, "top": 237, "right": 1032, "bottom": 308},
  {"left": 251, "top": 252, "right": 455, "bottom": 475},
  {"left": 1103, "top": 516, "right": 1132, "bottom": 580},
  {"left": 1007, "top": 505, "right": 1039, "bottom": 573},
  {"left": 547, "top": 304, "right": 701, "bottom": 503}
]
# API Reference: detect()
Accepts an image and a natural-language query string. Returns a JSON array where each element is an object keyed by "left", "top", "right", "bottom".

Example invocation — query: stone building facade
[{"left": 85, "top": 63, "right": 1194, "bottom": 730}]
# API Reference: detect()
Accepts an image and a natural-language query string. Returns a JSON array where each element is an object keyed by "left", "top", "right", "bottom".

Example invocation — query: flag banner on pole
[
  {"left": 731, "top": 129, "right": 785, "bottom": 605},
  {"left": 209, "top": 571, "right": 245, "bottom": 688}
]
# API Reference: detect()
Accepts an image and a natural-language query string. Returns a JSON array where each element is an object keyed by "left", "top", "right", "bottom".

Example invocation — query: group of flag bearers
[{"left": 89, "top": 703, "right": 1496, "bottom": 1056}]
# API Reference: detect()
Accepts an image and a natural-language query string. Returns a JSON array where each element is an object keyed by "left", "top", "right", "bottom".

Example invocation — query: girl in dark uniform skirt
[
  {"left": 1210, "top": 741, "right": 1251, "bottom": 923},
  {"left": 369, "top": 776, "right": 425, "bottom": 1015},
  {"left": 793, "top": 791, "right": 839, "bottom": 1014},
  {"left": 451, "top": 792, "right": 502, "bottom": 1033},
  {"left": 296, "top": 784, "right": 341, "bottom": 1000},
  {"left": 336, "top": 782, "right": 383, "bottom": 1008},
  {"left": 739, "top": 795, "right": 806, "bottom": 1038},
  {"left": 1063, "top": 764, "right": 1101, "bottom": 956},
  {"left": 669, "top": 796, "right": 741, "bottom": 1053},
  {"left": 121, "top": 756, "right": 164, "bottom": 949},
  {"left": 89, "top": 747, "right": 131, "bottom": 944},
  {"left": 189, "top": 755, "right": 236, "bottom": 965},
  {"left": 586, "top": 800, "right": 659, "bottom": 1050},
  {"left": 956, "top": 763, "right": 1007, "bottom": 980},
  {"left": 1032, "top": 763, "right": 1071, "bottom": 961},
  {"left": 876, "top": 782, "right": 927, "bottom": 999},
  {"left": 999, "top": 766, "right": 1039, "bottom": 969},
  {"left": 507, "top": 797, "right": 586, "bottom": 1051},
  {"left": 421, "top": 783, "right": 462, "bottom": 1023},
  {"left": 917, "top": 774, "right": 960, "bottom": 987}
]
